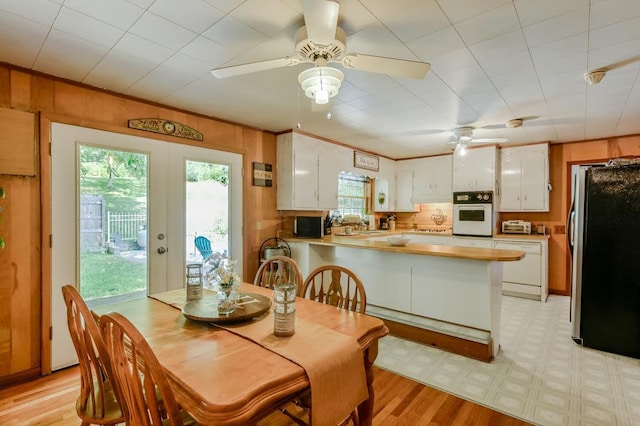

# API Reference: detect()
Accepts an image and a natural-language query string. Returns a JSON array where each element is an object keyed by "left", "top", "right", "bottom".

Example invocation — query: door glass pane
[
  {"left": 78, "top": 145, "right": 148, "bottom": 304},
  {"left": 186, "top": 160, "right": 230, "bottom": 263}
]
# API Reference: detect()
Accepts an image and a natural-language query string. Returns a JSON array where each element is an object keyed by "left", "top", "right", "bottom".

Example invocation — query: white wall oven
[{"left": 452, "top": 191, "right": 494, "bottom": 237}]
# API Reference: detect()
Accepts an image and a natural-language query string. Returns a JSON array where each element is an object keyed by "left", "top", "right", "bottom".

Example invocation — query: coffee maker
[{"left": 378, "top": 217, "right": 388, "bottom": 230}]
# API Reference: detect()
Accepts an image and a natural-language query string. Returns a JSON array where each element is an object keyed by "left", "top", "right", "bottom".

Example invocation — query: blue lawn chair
[{"left": 194, "top": 236, "right": 213, "bottom": 261}]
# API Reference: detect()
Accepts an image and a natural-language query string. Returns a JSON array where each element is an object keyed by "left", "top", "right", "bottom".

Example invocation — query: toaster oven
[{"left": 501, "top": 220, "right": 531, "bottom": 234}]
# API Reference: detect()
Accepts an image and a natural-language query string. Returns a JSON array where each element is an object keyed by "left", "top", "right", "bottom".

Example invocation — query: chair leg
[{"left": 280, "top": 406, "right": 308, "bottom": 426}]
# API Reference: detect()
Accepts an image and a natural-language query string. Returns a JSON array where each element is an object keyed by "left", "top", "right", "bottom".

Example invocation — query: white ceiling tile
[
  {"left": 333, "top": 0, "right": 379, "bottom": 36},
  {"left": 587, "top": 38, "right": 640, "bottom": 72},
  {"left": 202, "top": 15, "right": 266, "bottom": 51},
  {"left": 346, "top": 23, "right": 421, "bottom": 60},
  {"left": 149, "top": 0, "right": 225, "bottom": 34},
  {"left": 0, "top": 0, "right": 61, "bottom": 26},
  {"left": 530, "top": 33, "right": 587, "bottom": 63},
  {"left": 588, "top": 16, "right": 640, "bottom": 50},
  {"left": 469, "top": 30, "right": 527, "bottom": 63},
  {"left": 523, "top": 7, "right": 588, "bottom": 48},
  {"left": 181, "top": 36, "right": 234, "bottom": 67},
  {"left": 161, "top": 53, "right": 213, "bottom": 79},
  {"left": 437, "top": 0, "right": 512, "bottom": 23},
  {"left": 534, "top": 52, "right": 586, "bottom": 79},
  {"left": 0, "top": 11, "right": 49, "bottom": 68},
  {"left": 33, "top": 29, "right": 109, "bottom": 81},
  {"left": 590, "top": 0, "right": 640, "bottom": 29},
  {"left": 406, "top": 26, "right": 465, "bottom": 62},
  {"left": 83, "top": 50, "right": 156, "bottom": 91},
  {"left": 514, "top": 0, "right": 588, "bottom": 27},
  {"left": 64, "top": 0, "right": 144, "bottom": 30},
  {"left": 129, "top": 11, "right": 197, "bottom": 50},
  {"left": 53, "top": 7, "right": 124, "bottom": 48},
  {"left": 454, "top": 3, "right": 520, "bottom": 46},
  {"left": 113, "top": 33, "right": 174, "bottom": 64},
  {"left": 126, "top": 0, "right": 154, "bottom": 8},
  {"left": 365, "top": 0, "right": 450, "bottom": 43},
  {"left": 201, "top": 0, "right": 245, "bottom": 13},
  {"left": 212, "top": 27, "right": 298, "bottom": 72},
  {"left": 229, "top": 0, "right": 301, "bottom": 37}
]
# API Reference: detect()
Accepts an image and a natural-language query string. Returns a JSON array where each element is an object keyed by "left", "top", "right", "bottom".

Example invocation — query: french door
[{"left": 50, "top": 123, "right": 242, "bottom": 370}]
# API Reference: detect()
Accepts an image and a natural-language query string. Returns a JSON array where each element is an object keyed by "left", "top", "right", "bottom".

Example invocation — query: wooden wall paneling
[
  {"left": 40, "top": 117, "right": 52, "bottom": 375},
  {"left": 0, "top": 67, "right": 10, "bottom": 106},
  {"left": 0, "top": 175, "right": 41, "bottom": 386},
  {"left": 0, "top": 108, "right": 37, "bottom": 176},
  {"left": 10, "top": 71, "right": 31, "bottom": 110}
]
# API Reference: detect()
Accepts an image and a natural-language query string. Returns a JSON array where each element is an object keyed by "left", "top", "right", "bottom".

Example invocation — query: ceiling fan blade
[
  {"left": 341, "top": 54, "right": 430, "bottom": 79},
  {"left": 211, "top": 57, "right": 302, "bottom": 78},
  {"left": 471, "top": 138, "right": 508, "bottom": 143},
  {"left": 303, "top": 0, "right": 339, "bottom": 45}
]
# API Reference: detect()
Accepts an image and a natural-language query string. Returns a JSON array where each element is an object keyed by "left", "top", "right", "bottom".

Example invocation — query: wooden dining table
[{"left": 92, "top": 283, "right": 389, "bottom": 425}]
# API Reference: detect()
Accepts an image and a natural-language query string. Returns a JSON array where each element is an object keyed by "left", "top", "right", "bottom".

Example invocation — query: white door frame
[{"left": 50, "top": 123, "right": 242, "bottom": 370}]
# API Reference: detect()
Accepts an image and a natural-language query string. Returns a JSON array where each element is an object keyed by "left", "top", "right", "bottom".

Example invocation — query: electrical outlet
[
  {"left": 256, "top": 221, "right": 262, "bottom": 230},
  {"left": 554, "top": 225, "right": 565, "bottom": 234}
]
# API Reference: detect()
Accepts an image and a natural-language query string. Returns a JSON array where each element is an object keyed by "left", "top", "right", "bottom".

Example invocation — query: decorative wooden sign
[
  {"left": 252, "top": 162, "right": 273, "bottom": 187},
  {"left": 354, "top": 151, "right": 379, "bottom": 171},
  {"left": 128, "top": 118, "right": 203, "bottom": 141}
]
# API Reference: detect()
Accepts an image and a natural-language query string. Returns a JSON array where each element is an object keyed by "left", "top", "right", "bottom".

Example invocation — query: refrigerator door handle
[{"left": 567, "top": 210, "right": 575, "bottom": 254}]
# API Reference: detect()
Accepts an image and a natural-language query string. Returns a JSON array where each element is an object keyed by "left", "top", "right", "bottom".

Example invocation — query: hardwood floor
[{"left": 0, "top": 366, "right": 531, "bottom": 425}]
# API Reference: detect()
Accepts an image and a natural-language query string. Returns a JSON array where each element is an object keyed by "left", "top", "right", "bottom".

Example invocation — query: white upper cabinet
[
  {"left": 395, "top": 169, "right": 419, "bottom": 212},
  {"left": 499, "top": 143, "right": 549, "bottom": 212},
  {"left": 373, "top": 178, "right": 391, "bottom": 212},
  {"left": 277, "top": 133, "right": 341, "bottom": 210},
  {"left": 453, "top": 145, "right": 498, "bottom": 192},
  {"left": 411, "top": 154, "right": 452, "bottom": 203}
]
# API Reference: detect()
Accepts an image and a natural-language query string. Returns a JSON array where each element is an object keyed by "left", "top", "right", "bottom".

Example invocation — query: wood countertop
[
  {"left": 493, "top": 233, "right": 550, "bottom": 241},
  {"left": 287, "top": 235, "right": 524, "bottom": 262}
]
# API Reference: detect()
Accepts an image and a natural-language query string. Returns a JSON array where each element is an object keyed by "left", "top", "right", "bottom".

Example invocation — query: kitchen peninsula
[{"left": 288, "top": 234, "right": 524, "bottom": 361}]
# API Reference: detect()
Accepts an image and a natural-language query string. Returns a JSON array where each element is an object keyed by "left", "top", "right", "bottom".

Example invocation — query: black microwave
[{"left": 294, "top": 216, "right": 322, "bottom": 238}]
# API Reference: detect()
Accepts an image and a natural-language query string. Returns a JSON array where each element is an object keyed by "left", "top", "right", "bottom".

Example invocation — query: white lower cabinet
[
  {"left": 493, "top": 238, "right": 548, "bottom": 302},
  {"left": 451, "top": 236, "right": 493, "bottom": 248}
]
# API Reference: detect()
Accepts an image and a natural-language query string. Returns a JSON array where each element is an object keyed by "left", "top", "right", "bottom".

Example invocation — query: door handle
[{"left": 157, "top": 246, "right": 167, "bottom": 254}]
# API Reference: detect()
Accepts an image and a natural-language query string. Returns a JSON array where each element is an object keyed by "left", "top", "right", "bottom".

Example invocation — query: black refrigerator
[{"left": 568, "top": 163, "right": 640, "bottom": 358}]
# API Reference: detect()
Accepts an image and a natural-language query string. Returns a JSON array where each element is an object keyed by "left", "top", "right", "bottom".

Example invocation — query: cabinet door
[
  {"left": 499, "top": 148, "right": 522, "bottom": 210},
  {"left": 520, "top": 145, "right": 548, "bottom": 211},
  {"left": 317, "top": 155, "right": 339, "bottom": 209},
  {"left": 453, "top": 146, "right": 495, "bottom": 191},
  {"left": 395, "top": 170, "right": 418, "bottom": 212},
  {"left": 373, "top": 178, "right": 390, "bottom": 212},
  {"left": 293, "top": 150, "right": 319, "bottom": 209},
  {"left": 432, "top": 155, "right": 452, "bottom": 200}
]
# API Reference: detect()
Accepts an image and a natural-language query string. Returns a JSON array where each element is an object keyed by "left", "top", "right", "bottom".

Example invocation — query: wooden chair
[
  {"left": 99, "top": 311, "right": 196, "bottom": 426},
  {"left": 61, "top": 285, "right": 125, "bottom": 426},
  {"left": 282, "top": 265, "right": 367, "bottom": 426},
  {"left": 301, "top": 265, "right": 367, "bottom": 314},
  {"left": 253, "top": 255, "right": 304, "bottom": 295}
]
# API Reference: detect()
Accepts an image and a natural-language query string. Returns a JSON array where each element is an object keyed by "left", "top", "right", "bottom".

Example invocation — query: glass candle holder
[
  {"left": 186, "top": 263, "right": 203, "bottom": 301},
  {"left": 273, "top": 283, "right": 296, "bottom": 337}
]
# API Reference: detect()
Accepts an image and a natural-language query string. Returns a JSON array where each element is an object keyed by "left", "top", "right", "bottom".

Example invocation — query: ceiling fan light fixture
[
  {"left": 452, "top": 127, "right": 473, "bottom": 143},
  {"left": 298, "top": 66, "right": 343, "bottom": 104},
  {"left": 507, "top": 118, "right": 523, "bottom": 128},
  {"left": 584, "top": 70, "right": 606, "bottom": 85}
]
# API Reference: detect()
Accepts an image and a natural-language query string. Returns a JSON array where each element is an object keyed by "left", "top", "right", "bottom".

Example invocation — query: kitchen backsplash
[{"left": 392, "top": 203, "right": 453, "bottom": 230}]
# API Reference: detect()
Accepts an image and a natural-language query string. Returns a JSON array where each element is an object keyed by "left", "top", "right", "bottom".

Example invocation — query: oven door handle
[{"left": 455, "top": 205, "right": 487, "bottom": 210}]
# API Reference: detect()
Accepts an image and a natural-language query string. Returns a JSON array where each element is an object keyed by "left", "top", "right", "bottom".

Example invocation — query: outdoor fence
[{"left": 106, "top": 212, "right": 147, "bottom": 250}]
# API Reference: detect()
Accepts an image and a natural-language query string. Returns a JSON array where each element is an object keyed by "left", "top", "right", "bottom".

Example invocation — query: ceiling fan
[
  {"left": 211, "top": 0, "right": 430, "bottom": 104},
  {"left": 449, "top": 127, "right": 508, "bottom": 146}
]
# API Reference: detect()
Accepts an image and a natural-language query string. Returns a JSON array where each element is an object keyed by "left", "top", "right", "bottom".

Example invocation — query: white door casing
[{"left": 51, "top": 123, "right": 242, "bottom": 370}]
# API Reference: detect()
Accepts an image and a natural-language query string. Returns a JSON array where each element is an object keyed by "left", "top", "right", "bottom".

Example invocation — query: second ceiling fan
[{"left": 211, "top": 0, "right": 430, "bottom": 104}]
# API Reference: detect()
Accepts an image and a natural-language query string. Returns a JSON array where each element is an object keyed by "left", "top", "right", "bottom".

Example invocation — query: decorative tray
[{"left": 181, "top": 293, "right": 271, "bottom": 323}]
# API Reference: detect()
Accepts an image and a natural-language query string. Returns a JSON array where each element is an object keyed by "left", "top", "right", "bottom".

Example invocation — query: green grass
[
  {"left": 80, "top": 176, "right": 147, "bottom": 213},
  {"left": 80, "top": 252, "right": 147, "bottom": 300}
]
